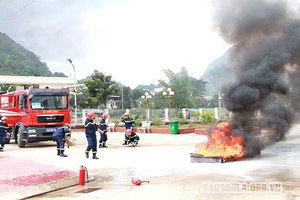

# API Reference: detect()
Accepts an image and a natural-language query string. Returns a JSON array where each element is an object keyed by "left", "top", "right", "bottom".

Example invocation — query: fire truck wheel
[{"left": 17, "top": 128, "right": 26, "bottom": 148}]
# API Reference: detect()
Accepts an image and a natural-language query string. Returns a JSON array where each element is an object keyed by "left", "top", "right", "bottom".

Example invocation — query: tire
[{"left": 17, "top": 128, "right": 26, "bottom": 148}]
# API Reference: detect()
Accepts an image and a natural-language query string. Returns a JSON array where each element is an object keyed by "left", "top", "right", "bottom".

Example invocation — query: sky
[{"left": 0, "top": 0, "right": 230, "bottom": 88}]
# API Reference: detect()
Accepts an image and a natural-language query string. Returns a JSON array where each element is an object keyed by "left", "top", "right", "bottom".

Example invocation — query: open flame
[{"left": 195, "top": 122, "right": 246, "bottom": 161}]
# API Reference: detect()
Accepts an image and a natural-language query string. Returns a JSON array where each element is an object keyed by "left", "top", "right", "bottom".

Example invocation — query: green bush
[
  {"left": 177, "top": 118, "right": 186, "bottom": 125},
  {"left": 152, "top": 118, "right": 163, "bottom": 126},
  {"left": 200, "top": 112, "right": 217, "bottom": 125},
  {"left": 178, "top": 112, "right": 184, "bottom": 119},
  {"left": 192, "top": 111, "right": 201, "bottom": 121}
]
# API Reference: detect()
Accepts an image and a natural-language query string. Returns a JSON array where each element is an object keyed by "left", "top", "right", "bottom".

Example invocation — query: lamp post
[
  {"left": 141, "top": 92, "right": 151, "bottom": 121},
  {"left": 218, "top": 91, "right": 222, "bottom": 109},
  {"left": 67, "top": 59, "right": 77, "bottom": 127},
  {"left": 163, "top": 88, "right": 174, "bottom": 121}
]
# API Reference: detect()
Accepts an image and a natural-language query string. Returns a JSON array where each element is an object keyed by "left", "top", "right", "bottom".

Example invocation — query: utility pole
[{"left": 67, "top": 59, "right": 77, "bottom": 127}]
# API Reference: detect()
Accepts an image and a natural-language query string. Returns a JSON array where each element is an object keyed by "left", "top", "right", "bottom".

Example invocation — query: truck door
[{"left": 18, "top": 95, "right": 27, "bottom": 110}]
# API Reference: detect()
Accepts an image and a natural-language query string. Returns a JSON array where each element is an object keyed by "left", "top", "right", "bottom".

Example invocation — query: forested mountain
[
  {"left": 0, "top": 32, "right": 65, "bottom": 77},
  {"left": 201, "top": 47, "right": 235, "bottom": 96},
  {"left": 1, "top": 31, "right": 233, "bottom": 95}
]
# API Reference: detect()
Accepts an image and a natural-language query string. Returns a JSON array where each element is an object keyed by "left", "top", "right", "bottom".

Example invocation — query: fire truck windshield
[{"left": 30, "top": 95, "right": 68, "bottom": 110}]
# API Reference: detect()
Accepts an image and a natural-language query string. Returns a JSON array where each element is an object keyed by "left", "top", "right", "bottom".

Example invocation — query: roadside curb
[{"left": 3, "top": 176, "right": 95, "bottom": 200}]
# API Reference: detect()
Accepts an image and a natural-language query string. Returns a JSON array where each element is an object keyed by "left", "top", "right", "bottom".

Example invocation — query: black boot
[
  {"left": 57, "top": 149, "right": 60, "bottom": 156},
  {"left": 60, "top": 150, "right": 68, "bottom": 157},
  {"left": 85, "top": 151, "right": 89, "bottom": 158},
  {"left": 92, "top": 153, "right": 99, "bottom": 159},
  {"left": 122, "top": 141, "right": 128, "bottom": 145},
  {"left": 102, "top": 143, "right": 108, "bottom": 148},
  {"left": 99, "top": 143, "right": 102, "bottom": 148}
]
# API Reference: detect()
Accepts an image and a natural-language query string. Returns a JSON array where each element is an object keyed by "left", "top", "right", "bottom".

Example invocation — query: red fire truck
[{"left": 0, "top": 88, "right": 71, "bottom": 148}]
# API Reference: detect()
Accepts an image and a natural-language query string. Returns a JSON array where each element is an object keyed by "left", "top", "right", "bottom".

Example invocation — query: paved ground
[{"left": 1, "top": 127, "right": 300, "bottom": 200}]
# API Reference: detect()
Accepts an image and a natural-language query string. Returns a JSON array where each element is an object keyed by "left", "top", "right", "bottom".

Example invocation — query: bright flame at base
[{"left": 195, "top": 122, "right": 246, "bottom": 161}]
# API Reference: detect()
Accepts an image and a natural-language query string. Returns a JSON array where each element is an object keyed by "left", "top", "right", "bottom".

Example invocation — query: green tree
[
  {"left": 158, "top": 67, "right": 208, "bottom": 109},
  {"left": 132, "top": 88, "right": 147, "bottom": 108},
  {"left": 52, "top": 72, "right": 67, "bottom": 77},
  {"left": 0, "top": 84, "right": 17, "bottom": 92},
  {"left": 84, "top": 70, "right": 119, "bottom": 108},
  {"left": 75, "top": 85, "right": 89, "bottom": 109},
  {"left": 159, "top": 67, "right": 194, "bottom": 109},
  {"left": 191, "top": 78, "right": 208, "bottom": 108},
  {"left": 116, "top": 86, "right": 130, "bottom": 109},
  {"left": 152, "top": 91, "right": 166, "bottom": 109}
]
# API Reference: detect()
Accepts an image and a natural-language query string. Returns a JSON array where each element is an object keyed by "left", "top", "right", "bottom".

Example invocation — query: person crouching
[
  {"left": 125, "top": 129, "right": 140, "bottom": 147},
  {"left": 52, "top": 123, "right": 71, "bottom": 157}
]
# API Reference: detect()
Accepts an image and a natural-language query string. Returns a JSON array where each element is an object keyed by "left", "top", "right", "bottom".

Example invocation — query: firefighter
[
  {"left": 121, "top": 112, "right": 135, "bottom": 145},
  {"left": 52, "top": 123, "right": 71, "bottom": 157},
  {"left": 0, "top": 116, "right": 9, "bottom": 152},
  {"left": 124, "top": 129, "right": 140, "bottom": 147},
  {"left": 85, "top": 112, "right": 99, "bottom": 159},
  {"left": 98, "top": 113, "right": 109, "bottom": 148}
]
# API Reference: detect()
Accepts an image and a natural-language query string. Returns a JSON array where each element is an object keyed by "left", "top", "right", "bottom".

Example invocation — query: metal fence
[{"left": 71, "top": 108, "right": 230, "bottom": 126}]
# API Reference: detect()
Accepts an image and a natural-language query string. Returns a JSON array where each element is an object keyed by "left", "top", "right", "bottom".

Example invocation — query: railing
[{"left": 71, "top": 108, "right": 230, "bottom": 127}]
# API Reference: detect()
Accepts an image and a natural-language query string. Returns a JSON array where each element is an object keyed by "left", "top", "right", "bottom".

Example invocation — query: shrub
[
  {"left": 200, "top": 112, "right": 217, "bottom": 125},
  {"left": 177, "top": 118, "right": 186, "bottom": 125},
  {"left": 192, "top": 111, "right": 201, "bottom": 121},
  {"left": 152, "top": 118, "right": 162, "bottom": 126}
]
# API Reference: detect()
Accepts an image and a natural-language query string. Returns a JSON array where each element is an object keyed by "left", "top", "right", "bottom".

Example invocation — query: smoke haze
[{"left": 211, "top": 0, "right": 300, "bottom": 157}]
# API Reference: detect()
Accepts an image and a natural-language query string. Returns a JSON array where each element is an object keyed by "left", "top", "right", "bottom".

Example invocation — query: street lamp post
[
  {"left": 163, "top": 88, "right": 174, "bottom": 121},
  {"left": 141, "top": 92, "right": 151, "bottom": 121},
  {"left": 67, "top": 59, "right": 77, "bottom": 127},
  {"left": 218, "top": 91, "right": 222, "bottom": 109}
]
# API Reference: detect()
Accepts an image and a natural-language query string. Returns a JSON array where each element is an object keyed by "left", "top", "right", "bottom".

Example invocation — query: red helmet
[
  {"left": 102, "top": 113, "right": 109, "bottom": 118},
  {"left": 124, "top": 112, "right": 130, "bottom": 116},
  {"left": 126, "top": 129, "right": 132, "bottom": 135},
  {"left": 64, "top": 123, "right": 71, "bottom": 128},
  {"left": 87, "top": 112, "right": 95, "bottom": 119}
]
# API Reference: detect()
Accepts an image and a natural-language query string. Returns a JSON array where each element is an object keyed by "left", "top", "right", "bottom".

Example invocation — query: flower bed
[{"left": 194, "top": 128, "right": 207, "bottom": 135}]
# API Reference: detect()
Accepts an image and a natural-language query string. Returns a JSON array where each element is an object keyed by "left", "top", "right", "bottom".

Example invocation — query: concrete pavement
[{"left": 1, "top": 129, "right": 300, "bottom": 200}]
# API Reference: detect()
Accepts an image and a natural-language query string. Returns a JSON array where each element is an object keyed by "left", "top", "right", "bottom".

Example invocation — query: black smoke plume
[{"left": 211, "top": 0, "right": 300, "bottom": 157}]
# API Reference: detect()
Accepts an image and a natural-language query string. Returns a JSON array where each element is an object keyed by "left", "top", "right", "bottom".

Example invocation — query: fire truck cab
[{"left": 0, "top": 88, "right": 71, "bottom": 148}]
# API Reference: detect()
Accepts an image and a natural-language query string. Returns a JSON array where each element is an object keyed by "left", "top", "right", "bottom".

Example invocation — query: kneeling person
[
  {"left": 52, "top": 123, "right": 71, "bottom": 157},
  {"left": 125, "top": 129, "right": 139, "bottom": 147}
]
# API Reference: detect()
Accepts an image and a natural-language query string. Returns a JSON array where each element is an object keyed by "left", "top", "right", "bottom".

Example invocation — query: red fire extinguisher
[
  {"left": 131, "top": 177, "right": 150, "bottom": 186},
  {"left": 79, "top": 165, "right": 88, "bottom": 186}
]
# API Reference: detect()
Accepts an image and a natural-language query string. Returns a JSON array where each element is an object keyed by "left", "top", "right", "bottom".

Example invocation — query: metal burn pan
[{"left": 190, "top": 153, "right": 223, "bottom": 163}]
